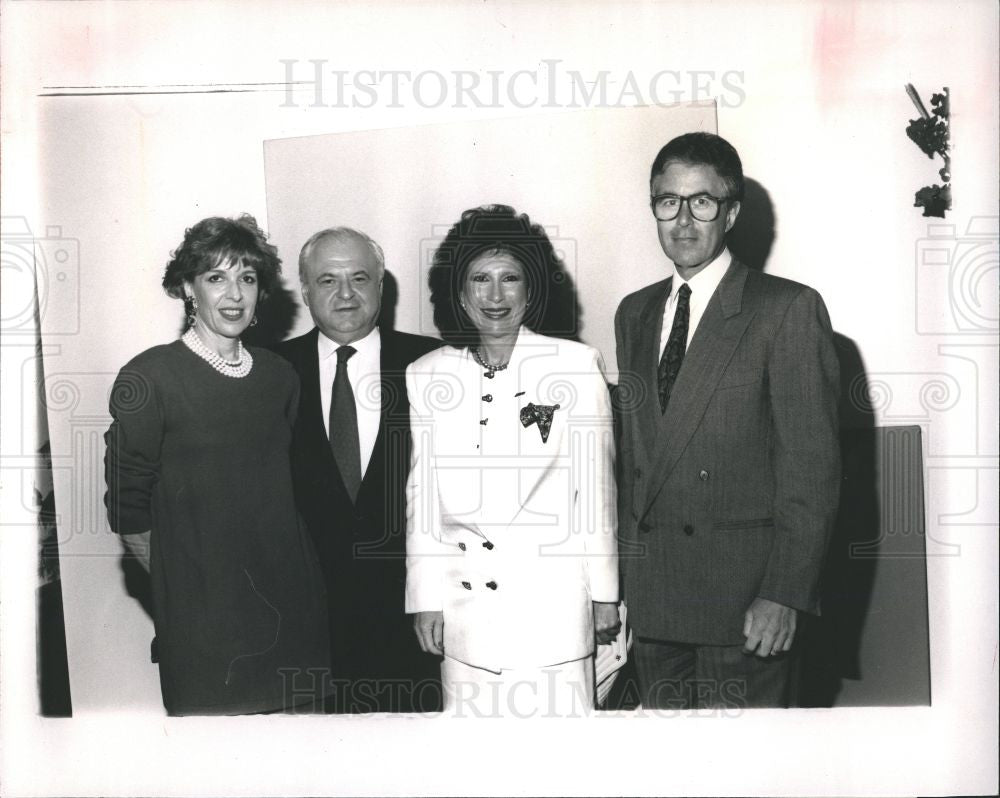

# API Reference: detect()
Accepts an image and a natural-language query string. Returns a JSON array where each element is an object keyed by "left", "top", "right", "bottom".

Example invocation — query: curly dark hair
[
  {"left": 161, "top": 214, "right": 282, "bottom": 303},
  {"left": 650, "top": 132, "right": 745, "bottom": 202},
  {"left": 428, "top": 204, "right": 577, "bottom": 346}
]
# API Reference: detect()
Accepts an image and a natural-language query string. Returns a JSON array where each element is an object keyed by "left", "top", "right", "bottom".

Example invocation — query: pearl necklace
[
  {"left": 182, "top": 328, "right": 253, "bottom": 378},
  {"left": 471, "top": 346, "right": 509, "bottom": 379}
]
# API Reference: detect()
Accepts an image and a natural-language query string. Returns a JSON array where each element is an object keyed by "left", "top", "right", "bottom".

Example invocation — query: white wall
[{"left": 2, "top": 2, "right": 997, "bottom": 796}]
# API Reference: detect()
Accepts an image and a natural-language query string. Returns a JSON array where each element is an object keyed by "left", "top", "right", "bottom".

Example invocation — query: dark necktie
[
  {"left": 657, "top": 282, "right": 691, "bottom": 413},
  {"left": 329, "top": 345, "right": 362, "bottom": 502}
]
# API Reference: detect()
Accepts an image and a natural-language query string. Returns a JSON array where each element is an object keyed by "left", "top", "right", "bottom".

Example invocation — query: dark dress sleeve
[
  {"left": 104, "top": 362, "right": 164, "bottom": 535},
  {"left": 285, "top": 367, "right": 301, "bottom": 429}
]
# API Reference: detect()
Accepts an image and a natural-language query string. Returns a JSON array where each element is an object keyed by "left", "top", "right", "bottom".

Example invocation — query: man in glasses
[{"left": 614, "top": 132, "right": 840, "bottom": 709}]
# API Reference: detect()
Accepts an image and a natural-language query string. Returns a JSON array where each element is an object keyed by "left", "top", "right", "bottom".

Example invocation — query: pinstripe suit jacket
[{"left": 615, "top": 259, "right": 840, "bottom": 645}]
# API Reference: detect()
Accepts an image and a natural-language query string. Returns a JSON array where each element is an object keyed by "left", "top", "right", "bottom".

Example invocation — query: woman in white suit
[{"left": 405, "top": 205, "right": 620, "bottom": 716}]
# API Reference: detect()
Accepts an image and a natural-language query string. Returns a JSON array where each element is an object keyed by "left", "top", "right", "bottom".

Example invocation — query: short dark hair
[
  {"left": 649, "top": 132, "right": 745, "bottom": 201},
  {"left": 162, "top": 214, "right": 282, "bottom": 302},
  {"left": 428, "top": 204, "right": 570, "bottom": 346}
]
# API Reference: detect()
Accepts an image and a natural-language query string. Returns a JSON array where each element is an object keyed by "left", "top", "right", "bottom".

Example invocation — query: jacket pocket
[
  {"left": 713, "top": 516, "right": 774, "bottom": 530},
  {"left": 716, "top": 368, "right": 764, "bottom": 391}
]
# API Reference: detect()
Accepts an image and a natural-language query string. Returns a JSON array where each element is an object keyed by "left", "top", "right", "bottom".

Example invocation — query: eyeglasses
[{"left": 650, "top": 192, "right": 731, "bottom": 222}]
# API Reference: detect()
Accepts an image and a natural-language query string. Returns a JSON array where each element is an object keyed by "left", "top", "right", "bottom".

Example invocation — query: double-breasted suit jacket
[
  {"left": 615, "top": 259, "right": 840, "bottom": 645},
  {"left": 404, "top": 328, "right": 619, "bottom": 672},
  {"left": 275, "top": 328, "right": 441, "bottom": 692}
]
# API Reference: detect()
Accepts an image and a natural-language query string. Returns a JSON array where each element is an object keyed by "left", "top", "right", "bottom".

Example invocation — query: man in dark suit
[
  {"left": 615, "top": 132, "right": 840, "bottom": 709},
  {"left": 275, "top": 227, "right": 441, "bottom": 713}
]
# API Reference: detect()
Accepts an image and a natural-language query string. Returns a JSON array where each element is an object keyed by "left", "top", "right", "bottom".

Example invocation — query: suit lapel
[
  {"left": 357, "top": 330, "right": 413, "bottom": 510},
  {"left": 297, "top": 328, "right": 332, "bottom": 461},
  {"left": 358, "top": 332, "right": 395, "bottom": 501},
  {"left": 635, "top": 278, "right": 671, "bottom": 464},
  {"left": 505, "top": 330, "right": 552, "bottom": 523},
  {"left": 641, "top": 261, "right": 755, "bottom": 517}
]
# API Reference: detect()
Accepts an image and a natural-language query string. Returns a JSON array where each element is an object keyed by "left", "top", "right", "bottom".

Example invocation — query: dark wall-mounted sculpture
[{"left": 905, "top": 84, "right": 951, "bottom": 218}]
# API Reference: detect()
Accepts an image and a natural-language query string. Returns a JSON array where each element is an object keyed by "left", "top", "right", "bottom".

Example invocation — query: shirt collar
[
  {"left": 317, "top": 325, "right": 381, "bottom": 360},
  {"left": 670, "top": 247, "right": 732, "bottom": 300}
]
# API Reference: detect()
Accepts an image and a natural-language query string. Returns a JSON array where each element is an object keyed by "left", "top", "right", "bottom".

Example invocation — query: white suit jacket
[{"left": 405, "top": 328, "right": 619, "bottom": 672}]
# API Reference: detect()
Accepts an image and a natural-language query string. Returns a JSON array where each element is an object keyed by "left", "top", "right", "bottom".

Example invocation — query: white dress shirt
[
  {"left": 659, "top": 248, "right": 733, "bottom": 357},
  {"left": 317, "top": 326, "right": 381, "bottom": 477}
]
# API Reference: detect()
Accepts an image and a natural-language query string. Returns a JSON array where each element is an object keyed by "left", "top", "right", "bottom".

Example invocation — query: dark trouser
[
  {"left": 633, "top": 637, "right": 794, "bottom": 710},
  {"left": 321, "top": 672, "right": 443, "bottom": 714},
  {"left": 321, "top": 643, "right": 443, "bottom": 714},
  {"left": 319, "top": 608, "right": 444, "bottom": 713}
]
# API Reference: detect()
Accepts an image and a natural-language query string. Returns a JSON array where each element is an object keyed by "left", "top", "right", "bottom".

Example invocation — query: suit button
[
  {"left": 485, "top": 581, "right": 497, "bottom": 590},
  {"left": 461, "top": 581, "right": 472, "bottom": 590},
  {"left": 482, "top": 541, "right": 494, "bottom": 550},
  {"left": 634, "top": 468, "right": 642, "bottom": 478},
  {"left": 482, "top": 394, "right": 493, "bottom": 402},
  {"left": 699, "top": 469, "right": 709, "bottom": 481},
  {"left": 683, "top": 524, "right": 695, "bottom": 536},
  {"left": 458, "top": 542, "right": 466, "bottom": 551},
  {"left": 638, "top": 521, "right": 651, "bottom": 534}
]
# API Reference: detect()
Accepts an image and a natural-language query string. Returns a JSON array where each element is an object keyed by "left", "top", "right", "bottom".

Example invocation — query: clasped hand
[
  {"left": 414, "top": 611, "right": 444, "bottom": 656},
  {"left": 593, "top": 601, "right": 621, "bottom": 646}
]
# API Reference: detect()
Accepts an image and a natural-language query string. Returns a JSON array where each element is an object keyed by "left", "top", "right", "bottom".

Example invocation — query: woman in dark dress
[{"left": 104, "top": 214, "right": 330, "bottom": 715}]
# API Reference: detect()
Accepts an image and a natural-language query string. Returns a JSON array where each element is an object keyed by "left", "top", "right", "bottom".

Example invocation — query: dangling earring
[
  {"left": 184, "top": 295, "right": 198, "bottom": 328},
  {"left": 250, "top": 314, "right": 259, "bottom": 327}
]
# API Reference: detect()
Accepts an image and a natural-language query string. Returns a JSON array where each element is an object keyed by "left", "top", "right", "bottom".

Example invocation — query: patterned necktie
[
  {"left": 657, "top": 282, "right": 692, "bottom": 413},
  {"left": 329, "top": 345, "right": 362, "bottom": 502}
]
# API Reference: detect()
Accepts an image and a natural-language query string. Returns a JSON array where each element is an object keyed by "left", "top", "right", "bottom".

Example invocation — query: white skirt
[{"left": 441, "top": 655, "right": 595, "bottom": 718}]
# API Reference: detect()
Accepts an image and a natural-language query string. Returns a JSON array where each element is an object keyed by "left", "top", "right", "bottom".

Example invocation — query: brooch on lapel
[{"left": 520, "top": 402, "right": 561, "bottom": 443}]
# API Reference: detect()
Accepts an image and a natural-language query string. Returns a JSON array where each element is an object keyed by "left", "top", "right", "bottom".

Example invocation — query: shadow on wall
[
  {"left": 539, "top": 248, "right": 584, "bottom": 342},
  {"left": 242, "top": 283, "right": 300, "bottom": 347},
  {"left": 799, "top": 366, "right": 932, "bottom": 706},
  {"left": 378, "top": 270, "right": 399, "bottom": 333},
  {"left": 728, "top": 177, "right": 776, "bottom": 273},
  {"left": 796, "top": 334, "right": 882, "bottom": 706}
]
